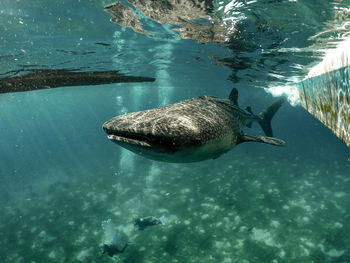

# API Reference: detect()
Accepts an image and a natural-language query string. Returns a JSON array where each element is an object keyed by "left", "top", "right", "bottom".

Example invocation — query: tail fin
[{"left": 258, "top": 99, "right": 284, "bottom": 137}]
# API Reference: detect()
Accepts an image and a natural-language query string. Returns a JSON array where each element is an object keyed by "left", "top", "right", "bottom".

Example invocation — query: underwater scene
[{"left": 1, "top": 0, "right": 350, "bottom": 262}]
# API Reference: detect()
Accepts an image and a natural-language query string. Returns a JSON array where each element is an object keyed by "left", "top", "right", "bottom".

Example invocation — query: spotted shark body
[{"left": 102, "top": 88, "right": 285, "bottom": 163}]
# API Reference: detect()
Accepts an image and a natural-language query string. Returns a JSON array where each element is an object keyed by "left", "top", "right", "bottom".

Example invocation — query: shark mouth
[
  {"left": 102, "top": 120, "right": 155, "bottom": 147},
  {"left": 103, "top": 126, "right": 179, "bottom": 153},
  {"left": 107, "top": 133, "right": 153, "bottom": 148}
]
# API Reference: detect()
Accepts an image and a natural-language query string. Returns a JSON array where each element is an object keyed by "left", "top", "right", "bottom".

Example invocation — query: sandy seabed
[{"left": 1, "top": 152, "right": 349, "bottom": 263}]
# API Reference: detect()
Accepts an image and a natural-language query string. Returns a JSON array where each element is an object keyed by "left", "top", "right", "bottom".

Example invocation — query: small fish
[
  {"left": 102, "top": 234, "right": 135, "bottom": 257},
  {"left": 134, "top": 216, "right": 165, "bottom": 230},
  {"left": 95, "top": 42, "right": 111, "bottom": 46}
]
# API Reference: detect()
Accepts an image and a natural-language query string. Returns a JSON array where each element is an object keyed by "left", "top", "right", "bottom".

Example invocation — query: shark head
[
  {"left": 103, "top": 121, "right": 171, "bottom": 159},
  {"left": 103, "top": 113, "right": 193, "bottom": 162}
]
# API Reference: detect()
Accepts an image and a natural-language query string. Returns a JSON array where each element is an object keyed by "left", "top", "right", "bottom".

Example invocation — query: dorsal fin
[{"left": 228, "top": 88, "right": 238, "bottom": 106}]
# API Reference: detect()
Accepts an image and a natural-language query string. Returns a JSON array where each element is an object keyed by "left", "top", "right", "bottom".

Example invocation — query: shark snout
[
  {"left": 102, "top": 118, "right": 153, "bottom": 147},
  {"left": 102, "top": 121, "right": 112, "bottom": 135},
  {"left": 102, "top": 118, "right": 122, "bottom": 136}
]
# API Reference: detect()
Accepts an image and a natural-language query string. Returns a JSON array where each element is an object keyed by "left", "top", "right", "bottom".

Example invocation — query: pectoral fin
[{"left": 240, "top": 134, "right": 285, "bottom": 146}]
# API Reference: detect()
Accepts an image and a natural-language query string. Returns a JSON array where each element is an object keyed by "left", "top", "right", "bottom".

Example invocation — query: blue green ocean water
[{"left": 0, "top": 0, "right": 350, "bottom": 262}]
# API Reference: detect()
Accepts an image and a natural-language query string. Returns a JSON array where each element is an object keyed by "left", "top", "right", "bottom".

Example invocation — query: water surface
[{"left": 1, "top": 0, "right": 350, "bottom": 262}]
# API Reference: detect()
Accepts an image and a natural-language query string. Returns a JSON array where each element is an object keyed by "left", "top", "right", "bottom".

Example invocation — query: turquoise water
[{"left": 1, "top": 0, "right": 350, "bottom": 262}]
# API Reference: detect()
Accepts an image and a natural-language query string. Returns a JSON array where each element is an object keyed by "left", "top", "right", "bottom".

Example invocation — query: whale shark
[{"left": 102, "top": 88, "right": 285, "bottom": 163}]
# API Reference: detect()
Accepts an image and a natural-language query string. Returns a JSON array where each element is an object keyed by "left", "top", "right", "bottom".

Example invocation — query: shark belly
[{"left": 108, "top": 133, "right": 236, "bottom": 163}]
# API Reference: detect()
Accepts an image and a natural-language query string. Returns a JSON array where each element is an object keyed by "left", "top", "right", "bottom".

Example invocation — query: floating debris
[{"left": 0, "top": 69, "right": 155, "bottom": 94}]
